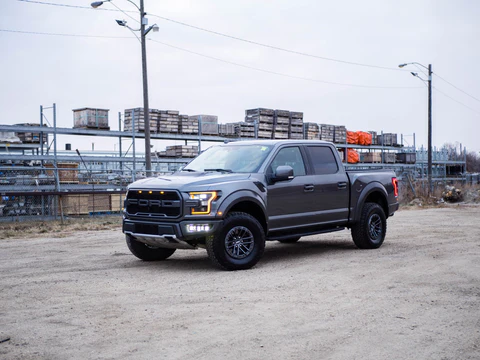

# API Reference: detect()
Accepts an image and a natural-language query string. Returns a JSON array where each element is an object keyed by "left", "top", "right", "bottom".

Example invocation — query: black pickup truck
[{"left": 123, "top": 140, "right": 399, "bottom": 270}]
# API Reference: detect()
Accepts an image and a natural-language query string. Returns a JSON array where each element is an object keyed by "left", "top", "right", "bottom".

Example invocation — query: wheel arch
[{"left": 354, "top": 184, "right": 389, "bottom": 222}]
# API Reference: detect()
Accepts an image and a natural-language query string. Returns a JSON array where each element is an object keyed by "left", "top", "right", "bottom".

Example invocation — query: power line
[
  {"left": 0, "top": 28, "right": 132, "bottom": 38},
  {"left": 434, "top": 87, "right": 480, "bottom": 115},
  {"left": 18, "top": 0, "right": 406, "bottom": 72},
  {"left": 148, "top": 39, "right": 421, "bottom": 89},
  {"left": 434, "top": 73, "right": 480, "bottom": 103}
]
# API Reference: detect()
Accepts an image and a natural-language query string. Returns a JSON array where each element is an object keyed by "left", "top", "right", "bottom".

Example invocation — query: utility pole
[
  {"left": 427, "top": 64, "right": 432, "bottom": 196},
  {"left": 140, "top": 0, "right": 152, "bottom": 175}
]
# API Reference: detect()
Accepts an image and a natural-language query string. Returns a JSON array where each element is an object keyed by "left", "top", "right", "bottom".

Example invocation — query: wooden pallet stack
[
  {"left": 245, "top": 108, "right": 274, "bottom": 139},
  {"left": 73, "top": 108, "right": 110, "bottom": 130},
  {"left": 124, "top": 108, "right": 156, "bottom": 132},
  {"left": 164, "top": 145, "right": 199, "bottom": 158},
  {"left": 234, "top": 122, "right": 255, "bottom": 138},
  {"left": 14, "top": 123, "right": 48, "bottom": 143},
  {"left": 158, "top": 110, "right": 179, "bottom": 134},
  {"left": 218, "top": 123, "right": 237, "bottom": 137},
  {"left": 369, "top": 131, "right": 378, "bottom": 145},
  {"left": 179, "top": 114, "right": 198, "bottom": 134},
  {"left": 334, "top": 126, "right": 347, "bottom": 144},
  {"left": 289, "top": 112, "right": 304, "bottom": 139},
  {"left": 189, "top": 115, "right": 219, "bottom": 135},
  {"left": 303, "top": 123, "right": 319, "bottom": 140},
  {"left": 319, "top": 124, "right": 335, "bottom": 142},
  {"left": 273, "top": 110, "right": 290, "bottom": 139}
]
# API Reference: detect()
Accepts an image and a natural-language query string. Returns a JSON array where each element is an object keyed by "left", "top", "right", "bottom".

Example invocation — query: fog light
[{"left": 186, "top": 224, "right": 212, "bottom": 233}]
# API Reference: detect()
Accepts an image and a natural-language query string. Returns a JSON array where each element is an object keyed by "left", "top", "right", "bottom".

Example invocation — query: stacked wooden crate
[
  {"left": 289, "top": 112, "right": 304, "bottom": 139},
  {"left": 234, "top": 122, "right": 255, "bottom": 138},
  {"left": 164, "top": 145, "right": 199, "bottom": 158},
  {"left": 273, "top": 110, "right": 290, "bottom": 139},
  {"left": 245, "top": 108, "right": 274, "bottom": 139},
  {"left": 361, "top": 152, "right": 382, "bottom": 163},
  {"left": 319, "top": 124, "right": 335, "bottom": 142},
  {"left": 334, "top": 126, "right": 347, "bottom": 144},
  {"left": 377, "top": 133, "right": 398, "bottom": 146},
  {"left": 218, "top": 123, "right": 237, "bottom": 137},
  {"left": 303, "top": 123, "right": 319, "bottom": 140},
  {"left": 369, "top": 131, "right": 378, "bottom": 145},
  {"left": 14, "top": 123, "right": 48, "bottom": 143},
  {"left": 382, "top": 152, "right": 396, "bottom": 163},
  {"left": 179, "top": 114, "right": 198, "bottom": 134},
  {"left": 73, "top": 108, "right": 110, "bottom": 130},
  {"left": 190, "top": 115, "right": 219, "bottom": 135},
  {"left": 124, "top": 108, "right": 155, "bottom": 132},
  {"left": 158, "top": 110, "right": 179, "bottom": 134}
]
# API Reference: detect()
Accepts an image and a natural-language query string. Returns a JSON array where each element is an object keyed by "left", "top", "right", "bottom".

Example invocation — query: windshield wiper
[
  {"left": 204, "top": 168, "right": 233, "bottom": 173},
  {"left": 181, "top": 168, "right": 197, "bottom": 172}
]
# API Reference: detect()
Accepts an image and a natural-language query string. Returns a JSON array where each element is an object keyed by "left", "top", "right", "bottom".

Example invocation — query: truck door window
[
  {"left": 306, "top": 146, "right": 339, "bottom": 174},
  {"left": 269, "top": 147, "right": 306, "bottom": 176}
]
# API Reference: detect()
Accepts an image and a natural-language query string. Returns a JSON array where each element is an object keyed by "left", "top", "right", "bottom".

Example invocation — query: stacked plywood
[
  {"left": 218, "top": 123, "right": 237, "bottom": 137},
  {"left": 124, "top": 108, "right": 155, "bottom": 132},
  {"left": 190, "top": 115, "right": 218, "bottom": 135},
  {"left": 319, "top": 124, "right": 335, "bottom": 142},
  {"left": 179, "top": 114, "right": 198, "bottom": 134},
  {"left": 303, "top": 123, "right": 319, "bottom": 140},
  {"left": 289, "top": 111, "right": 304, "bottom": 139},
  {"left": 73, "top": 108, "right": 109, "bottom": 130},
  {"left": 334, "top": 126, "right": 347, "bottom": 144},
  {"left": 245, "top": 108, "right": 274, "bottom": 139}
]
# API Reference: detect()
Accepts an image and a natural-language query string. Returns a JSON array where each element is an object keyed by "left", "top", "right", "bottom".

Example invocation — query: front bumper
[{"left": 123, "top": 218, "right": 223, "bottom": 249}]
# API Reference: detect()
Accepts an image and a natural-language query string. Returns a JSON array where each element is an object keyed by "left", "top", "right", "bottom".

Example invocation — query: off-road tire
[
  {"left": 351, "top": 202, "right": 386, "bottom": 249},
  {"left": 277, "top": 236, "right": 301, "bottom": 243},
  {"left": 126, "top": 235, "right": 176, "bottom": 261},
  {"left": 206, "top": 212, "right": 265, "bottom": 271}
]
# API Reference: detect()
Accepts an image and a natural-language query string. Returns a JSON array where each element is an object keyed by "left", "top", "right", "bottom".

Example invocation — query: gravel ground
[{"left": 0, "top": 206, "right": 479, "bottom": 360}]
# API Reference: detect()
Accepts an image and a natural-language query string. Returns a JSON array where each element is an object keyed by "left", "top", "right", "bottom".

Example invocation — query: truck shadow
[{"left": 121, "top": 238, "right": 357, "bottom": 272}]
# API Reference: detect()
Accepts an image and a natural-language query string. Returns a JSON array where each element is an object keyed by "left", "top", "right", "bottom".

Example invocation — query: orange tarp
[
  {"left": 357, "top": 131, "right": 372, "bottom": 146},
  {"left": 347, "top": 149, "right": 359, "bottom": 163},
  {"left": 346, "top": 131, "right": 358, "bottom": 144}
]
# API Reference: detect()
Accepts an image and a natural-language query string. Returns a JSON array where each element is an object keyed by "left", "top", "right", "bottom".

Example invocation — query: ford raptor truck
[{"left": 122, "top": 140, "right": 399, "bottom": 270}]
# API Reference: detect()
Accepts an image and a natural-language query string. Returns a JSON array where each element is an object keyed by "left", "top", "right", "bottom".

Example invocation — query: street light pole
[
  {"left": 139, "top": 0, "right": 152, "bottom": 176},
  {"left": 398, "top": 62, "right": 433, "bottom": 196},
  {"left": 427, "top": 64, "right": 432, "bottom": 196},
  {"left": 91, "top": 0, "right": 153, "bottom": 176}
]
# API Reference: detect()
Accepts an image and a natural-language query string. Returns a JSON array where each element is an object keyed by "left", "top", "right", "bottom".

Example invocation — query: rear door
[{"left": 303, "top": 145, "right": 350, "bottom": 224}]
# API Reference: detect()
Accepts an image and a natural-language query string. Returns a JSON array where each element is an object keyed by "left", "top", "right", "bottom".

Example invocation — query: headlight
[{"left": 189, "top": 191, "right": 217, "bottom": 215}]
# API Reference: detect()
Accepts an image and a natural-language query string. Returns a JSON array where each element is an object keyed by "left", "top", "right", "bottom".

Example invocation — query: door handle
[
  {"left": 337, "top": 182, "right": 347, "bottom": 189},
  {"left": 304, "top": 184, "right": 314, "bottom": 192}
]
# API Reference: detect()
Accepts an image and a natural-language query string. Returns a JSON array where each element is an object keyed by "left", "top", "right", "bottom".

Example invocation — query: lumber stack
[
  {"left": 334, "top": 126, "right": 347, "bottom": 144},
  {"left": 319, "top": 124, "right": 335, "bottom": 142},
  {"left": 303, "top": 122, "right": 319, "bottom": 140},
  {"left": 234, "top": 122, "right": 255, "bottom": 138},
  {"left": 179, "top": 115, "right": 198, "bottom": 134},
  {"left": 273, "top": 110, "right": 290, "bottom": 139},
  {"left": 218, "top": 123, "right": 237, "bottom": 137}
]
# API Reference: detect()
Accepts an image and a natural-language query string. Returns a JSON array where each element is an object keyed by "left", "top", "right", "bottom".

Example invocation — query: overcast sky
[{"left": 1, "top": 0, "right": 479, "bottom": 154}]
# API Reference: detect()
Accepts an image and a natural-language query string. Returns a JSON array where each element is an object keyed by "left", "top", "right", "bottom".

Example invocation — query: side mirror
[{"left": 273, "top": 165, "right": 294, "bottom": 182}]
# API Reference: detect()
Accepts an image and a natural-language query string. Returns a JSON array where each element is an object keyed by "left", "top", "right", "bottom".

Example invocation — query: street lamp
[
  {"left": 92, "top": 0, "right": 158, "bottom": 176},
  {"left": 399, "top": 62, "right": 433, "bottom": 195}
]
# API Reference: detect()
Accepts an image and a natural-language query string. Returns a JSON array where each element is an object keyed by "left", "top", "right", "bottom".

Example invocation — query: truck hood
[{"left": 128, "top": 172, "right": 253, "bottom": 190}]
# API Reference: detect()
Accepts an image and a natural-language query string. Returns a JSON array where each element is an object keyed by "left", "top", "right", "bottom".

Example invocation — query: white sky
[{"left": 1, "top": 0, "right": 479, "bottom": 154}]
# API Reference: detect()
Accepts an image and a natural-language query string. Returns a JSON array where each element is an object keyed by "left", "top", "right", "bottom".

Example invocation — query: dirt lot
[{"left": 0, "top": 206, "right": 479, "bottom": 360}]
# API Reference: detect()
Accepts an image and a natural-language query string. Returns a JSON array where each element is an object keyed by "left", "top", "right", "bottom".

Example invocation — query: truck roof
[{"left": 223, "top": 139, "right": 333, "bottom": 146}]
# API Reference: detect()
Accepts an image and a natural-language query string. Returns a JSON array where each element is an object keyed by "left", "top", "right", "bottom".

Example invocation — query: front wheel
[
  {"left": 206, "top": 212, "right": 265, "bottom": 270},
  {"left": 126, "top": 235, "right": 176, "bottom": 261},
  {"left": 351, "top": 203, "right": 386, "bottom": 249}
]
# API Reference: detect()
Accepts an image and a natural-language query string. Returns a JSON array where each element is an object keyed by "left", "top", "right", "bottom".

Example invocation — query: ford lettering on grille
[{"left": 126, "top": 191, "right": 182, "bottom": 217}]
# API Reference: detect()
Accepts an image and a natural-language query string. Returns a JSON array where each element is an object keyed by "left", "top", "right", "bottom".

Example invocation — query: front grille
[{"left": 126, "top": 190, "right": 182, "bottom": 217}]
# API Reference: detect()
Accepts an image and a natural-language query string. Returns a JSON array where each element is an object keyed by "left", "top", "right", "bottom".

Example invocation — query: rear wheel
[
  {"left": 351, "top": 203, "right": 386, "bottom": 249},
  {"left": 206, "top": 212, "right": 265, "bottom": 270},
  {"left": 126, "top": 235, "right": 176, "bottom": 261},
  {"left": 277, "top": 236, "right": 301, "bottom": 243}
]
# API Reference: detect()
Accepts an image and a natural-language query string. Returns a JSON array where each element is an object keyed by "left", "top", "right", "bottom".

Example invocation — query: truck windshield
[{"left": 183, "top": 144, "right": 274, "bottom": 173}]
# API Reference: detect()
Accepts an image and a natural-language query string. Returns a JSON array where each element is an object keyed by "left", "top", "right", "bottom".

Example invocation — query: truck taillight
[{"left": 392, "top": 177, "right": 398, "bottom": 197}]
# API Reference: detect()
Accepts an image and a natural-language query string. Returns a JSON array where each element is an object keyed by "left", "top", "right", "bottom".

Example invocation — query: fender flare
[
  {"left": 216, "top": 189, "right": 267, "bottom": 222},
  {"left": 353, "top": 182, "right": 389, "bottom": 222}
]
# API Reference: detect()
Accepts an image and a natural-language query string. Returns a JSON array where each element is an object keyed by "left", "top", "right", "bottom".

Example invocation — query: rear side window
[{"left": 306, "top": 146, "right": 339, "bottom": 174}]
